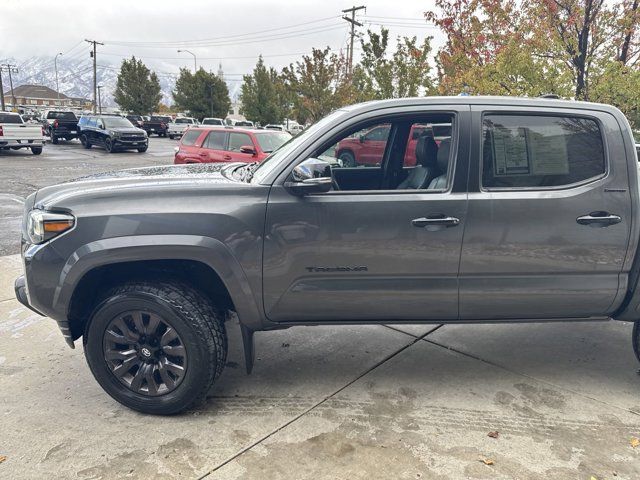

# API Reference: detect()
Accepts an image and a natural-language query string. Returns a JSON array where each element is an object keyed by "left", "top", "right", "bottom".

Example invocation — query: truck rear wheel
[
  {"left": 83, "top": 281, "right": 227, "bottom": 415},
  {"left": 31, "top": 146, "right": 43, "bottom": 155},
  {"left": 51, "top": 134, "right": 59, "bottom": 145}
]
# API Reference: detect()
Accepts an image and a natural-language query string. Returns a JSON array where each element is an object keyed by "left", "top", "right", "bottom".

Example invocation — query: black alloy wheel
[
  {"left": 104, "top": 138, "right": 114, "bottom": 153},
  {"left": 103, "top": 310, "right": 187, "bottom": 396}
]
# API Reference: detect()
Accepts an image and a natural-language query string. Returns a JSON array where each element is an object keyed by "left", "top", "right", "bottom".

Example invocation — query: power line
[{"left": 104, "top": 15, "right": 341, "bottom": 47}]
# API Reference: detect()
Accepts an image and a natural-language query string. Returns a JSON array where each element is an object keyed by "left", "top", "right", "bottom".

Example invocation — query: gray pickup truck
[{"left": 15, "top": 97, "right": 640, "bottom": 414}]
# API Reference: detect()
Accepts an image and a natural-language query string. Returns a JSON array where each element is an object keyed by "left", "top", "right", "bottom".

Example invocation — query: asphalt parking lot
[
  {"left": 1, "top": 140, "right": 640, "bottom": 479},
  {"left": 0, "top": 137, "right": 176, "bottom": 256}
]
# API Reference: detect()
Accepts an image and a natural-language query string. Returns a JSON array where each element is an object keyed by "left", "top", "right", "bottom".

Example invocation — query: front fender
[{"left": 53, "top": 234, "right": 264, "bottom": 330}]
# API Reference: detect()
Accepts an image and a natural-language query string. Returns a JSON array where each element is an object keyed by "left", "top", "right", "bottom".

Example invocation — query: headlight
[
  {"left": 27, "top": 210, "right": 75, "bottom": 244},
  {"left": 111, "top": 131, "right": 120, "bottom": 138}
]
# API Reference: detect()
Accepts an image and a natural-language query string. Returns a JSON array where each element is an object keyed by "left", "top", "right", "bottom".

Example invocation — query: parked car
[
  {"left": 126, "top": 115, "right": 145, "bottom": 129},
  {"left": 0, "top": 112, "right": 44, "bottom": 154},
  {"left": 288, "top": 124, "right": 304, "bottom": 135},
  {"left": 142, "top": 115, "right": 170, "bottom": 137},
  {"left": 167, "top": 117, "right": 198, "bottom": 139},
  {"left": 335, "top": 123, "right": 451, "bottom": 167},
  {"left": 174, "top": 127, "right": 291, "bottom": 164},
  {"left": 41, "top": 110, "right": 79, "bottom": 144},
  {"left": 264, "top": 124, "right": 284, "bottom": 131},
  {"left": 15, "top": 97, "right": 640, "bottom": 415},
  {"left": 77, "top": 115, "right": 148, "bottom": 153},
  {"left": 202, "top": 117, "right": 224, "bottom": 126}
]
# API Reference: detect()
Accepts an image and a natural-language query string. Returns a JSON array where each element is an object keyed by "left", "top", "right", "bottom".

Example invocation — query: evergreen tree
[
  {"left": 113, "top": 57, "right": 162, "bottom": 114},
  {"left": 172, "top": 68, "right": 230, "bottom": 121},
  {"left": 241, "top": 56, "right": 283, "bottom": 125}
]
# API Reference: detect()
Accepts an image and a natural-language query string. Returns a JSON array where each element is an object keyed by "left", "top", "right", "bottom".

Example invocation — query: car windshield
[
  {"left": 203, "top": 119, "right": 222, "bottom": 125},
  {"left": 103, "top": 117, "right": 134, "bottom": 128},
  {"left": 46, "top": 111, "right": 76, "bottom": 120},
  {"left": 128, "top": 115, "right": 142, "bottom": 121},
  {"left": 175, "top": 118, "right": 192, "bottom": 124},
  {"left": 0, "top": 113, "right": 23, "bottom": 124},
  {"left": 255, "top": 131, "right": 292, "bottom": 153},
  {"left": 251, "top": 109, "right": 345, "bottom": 184}
]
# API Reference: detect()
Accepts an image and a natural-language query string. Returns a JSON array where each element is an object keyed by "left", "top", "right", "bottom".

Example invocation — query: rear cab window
[
  {"left": 0, "top": 113, "right": 24, "bottom": 124},
  {"left": 47, "top": 111, "right": 77, "bottom": 120},
  {"left": 482, "top": 114, "right": 606, "bottom": 189}
]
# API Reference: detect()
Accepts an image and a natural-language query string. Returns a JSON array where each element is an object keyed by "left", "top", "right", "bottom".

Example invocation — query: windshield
[
  {"left": 255, "top": 131, "right": 291, "bottom": 153},
  {"left": 203, "top": 119, "right": 223, "bottom": 125},
  {"left": 104, "top": 117, "right": 134, "bottom": 128},
  {"left": 127, "top": 115, "right": 142, "bottom": 121},
  {"left": 0, "top": 113, "right": 24, "bottom": 124},
  {"left": 175, "top": 118, "right": 193, "bottom": 124},
  {"left": 46, "top": 111, "right": 76, "bottom": 120},
  {"left": 251, "top": 109, "right": 346, "bottom": 184}
]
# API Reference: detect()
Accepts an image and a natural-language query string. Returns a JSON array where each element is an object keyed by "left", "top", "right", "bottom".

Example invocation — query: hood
[{"left": 34, "top": 163, "right": 245, "bottom": 210}]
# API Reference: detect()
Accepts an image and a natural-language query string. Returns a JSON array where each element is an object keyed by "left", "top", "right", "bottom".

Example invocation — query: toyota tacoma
[{"left": 15, "top": 97, "right": 640, "bottom": 414}]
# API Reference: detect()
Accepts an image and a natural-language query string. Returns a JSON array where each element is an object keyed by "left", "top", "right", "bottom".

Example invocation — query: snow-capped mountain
[{"left": 0, "top": 56, "right": 240, "bottom": 108}]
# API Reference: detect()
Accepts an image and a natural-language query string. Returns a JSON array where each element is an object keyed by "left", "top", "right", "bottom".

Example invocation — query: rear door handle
[
  {"left": 223, "top": 154, "right": 232, "bottom": 160},
  {"left": 576, "top": 211, "right": 621, "bottom": 227},
  {"left": 412, "top": 215, "right": 460, "bottom": 228}
]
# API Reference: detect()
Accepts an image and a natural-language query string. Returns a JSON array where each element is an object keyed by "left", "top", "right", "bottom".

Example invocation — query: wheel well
[{"left": 67, "top": 259, "right": 235, "bottom": 340}]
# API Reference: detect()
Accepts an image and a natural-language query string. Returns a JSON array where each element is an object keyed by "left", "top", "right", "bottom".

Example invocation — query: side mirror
[
  {"left": 240, "top": 145, "right": 256, "bottom": 155},
  {"left": 359, "top": 134, "right": 366, "bottom": 143},
  {"left": 284, "top": 158, "right": 333, "bottom": 196},
  {"left": 99, "top": 123, "right": 105, "bottom": 130}
]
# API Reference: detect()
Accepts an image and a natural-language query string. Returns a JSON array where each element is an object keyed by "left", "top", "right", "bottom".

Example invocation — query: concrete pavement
[{"left": 1, "top": 254, "right": 639, "bottom": 479}]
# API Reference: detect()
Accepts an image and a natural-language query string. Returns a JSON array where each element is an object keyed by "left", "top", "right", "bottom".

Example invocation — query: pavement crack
[
  {"left": 423, "top": 337, "right": 640, "bottom": 418},
  {"left": 197, "top": 325, "right": 442, "bottom": 479}
]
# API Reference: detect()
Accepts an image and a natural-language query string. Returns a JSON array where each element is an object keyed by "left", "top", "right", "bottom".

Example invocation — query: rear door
[
  {"left": 201, "top": 130, "right": 228, "bottom": 162},
  {"left": 459, "top": 106, "right": 631, "bottom": 319}
]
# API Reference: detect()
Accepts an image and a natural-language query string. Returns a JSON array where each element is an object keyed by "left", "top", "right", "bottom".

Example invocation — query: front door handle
[
  {"left": 576, "top": 211, "right": 622, "bottom": 227},
  {"left": 223, "top": 154, "right": 232, "bottom": 160},
  {"left": 412, "top": 215, "right": 460, "bottom": 228}
]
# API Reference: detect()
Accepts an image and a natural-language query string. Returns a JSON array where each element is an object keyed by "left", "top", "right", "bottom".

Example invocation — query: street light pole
[
  {"left": 97, "top": 85, "right": 103, "bottom": 114},
  {"left": 177, "top": 50, "right": 197, "bottom": 72},
  {"left": 54, "top": 52, "right": 63, "bottom": 106}
]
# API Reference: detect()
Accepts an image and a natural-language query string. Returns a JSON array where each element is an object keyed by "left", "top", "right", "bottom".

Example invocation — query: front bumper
[
  {"left": 15, "top": 273, "right": 74, "bottom": 348},
  {"left": 113, "top": 139, "right": 148, "bottom": 148}
]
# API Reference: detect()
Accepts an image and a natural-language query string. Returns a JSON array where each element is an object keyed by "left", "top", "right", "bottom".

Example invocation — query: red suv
[
  {"left": 174, "top": 127, "right": 291, "bottom": 164},
  {"left": 335, "top": 123, "right": 451, "bottom": 167}
]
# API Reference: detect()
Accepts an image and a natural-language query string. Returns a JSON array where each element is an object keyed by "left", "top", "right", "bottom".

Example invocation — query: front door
[
  {"left": 263, "top": 108, "right": 470, "bottom": 322},
  {"left": 459, "top": 107, "right": 631, "bottom": 319}
]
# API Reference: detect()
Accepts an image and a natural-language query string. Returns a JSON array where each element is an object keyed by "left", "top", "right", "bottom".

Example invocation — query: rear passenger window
[
  {"left": 204, "top": 131, "right": 226, "bottom": 150},
  {"left": 181, "top": 129, "right": 201, "bottom": 146},
  {"left": 482, "top": 115, "right": 605, "bottom": 189}
]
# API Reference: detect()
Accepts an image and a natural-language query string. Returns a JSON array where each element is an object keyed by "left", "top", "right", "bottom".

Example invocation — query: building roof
[{"left": 3, "top": 84, "right": 69, "bottom": 100}]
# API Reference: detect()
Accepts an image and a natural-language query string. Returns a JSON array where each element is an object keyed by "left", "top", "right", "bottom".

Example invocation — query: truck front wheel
[{"left": 83, "top": 281, "right": 227, "bottom": 415}]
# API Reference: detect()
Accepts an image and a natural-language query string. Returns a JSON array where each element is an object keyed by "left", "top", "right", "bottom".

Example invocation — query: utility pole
[
  {"left": 54, "top": 52, "right": 63, "bottom": 106},
  {"left": 342, "top": 5, "right": 365, "bottom": 76},
  {"left": 85, "top": 39, "right": 104, "bottom": 113},
  {"left": 97, "top": 85, "right": 103, "bottom": 114},
  {"left": 0, "top": 68, "right": 5, "bottom": 112},
  {"left": 0, "top": 65, "right": 18, "bottom": 111}
]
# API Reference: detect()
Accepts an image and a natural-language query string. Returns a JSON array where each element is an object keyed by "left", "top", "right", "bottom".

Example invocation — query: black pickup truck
[
  {"left": 41, "top": 110, "right": 79, "bottom": 144},
  {"left": 142, "top": 115, "right": 171, "bottom": 137},
  {"left": 14, "top": 96, "right": 640, "bottom": 415}
]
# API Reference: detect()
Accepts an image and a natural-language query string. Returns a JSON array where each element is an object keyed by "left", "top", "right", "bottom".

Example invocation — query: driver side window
[{"left": 316, "top": 114, "right": 455, "bottom": 192}]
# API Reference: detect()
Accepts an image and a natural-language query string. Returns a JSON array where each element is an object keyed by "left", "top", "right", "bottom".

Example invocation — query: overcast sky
[{"left": 1, "top": 0, "right": 443, "bottom": 81}]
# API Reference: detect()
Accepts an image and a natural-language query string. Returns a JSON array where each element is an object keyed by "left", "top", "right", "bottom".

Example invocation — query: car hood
[
  {"left": 34, "top": 163, "right": 245, "bottom": 209},
  {"left": 111, "top": 127, "right": 146, "bottom": 134}
]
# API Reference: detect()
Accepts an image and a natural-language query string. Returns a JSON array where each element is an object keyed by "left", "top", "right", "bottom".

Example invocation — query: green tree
[
  {"left": 355, "top": 28, "right": 435, "bottom": 100},
  {"left": 172, "top": 68, "right": 231, "bottom": 121},
  {"left": 113, "top": 56, "right": 162, "bottom": 114},
  {"left": 282, "top": 47, "right": 352, "bottom": 123},
  {"left": 241, "top": 56, "right": 283, "bottom": 125}
]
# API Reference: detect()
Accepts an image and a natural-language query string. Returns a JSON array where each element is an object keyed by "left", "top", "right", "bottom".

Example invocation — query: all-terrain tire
[{"left": 83, "top": 280, "right": 227, "bottom": 415}]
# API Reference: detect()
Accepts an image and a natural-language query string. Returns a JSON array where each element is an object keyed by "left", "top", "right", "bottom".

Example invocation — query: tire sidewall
[{"left": 84, "top": 290, "right": 213, "bottom": 414}]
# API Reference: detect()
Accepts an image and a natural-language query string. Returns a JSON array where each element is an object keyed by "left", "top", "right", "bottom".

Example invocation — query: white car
[
  {"left": 167, "top": 117, "right": 198, "bottom": 139},
  {"left": 202, "top": 117, "right": 224, "bottom": 126},
  {"left": 0, "top": 112, "right": 45, "bottom": 155}
]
